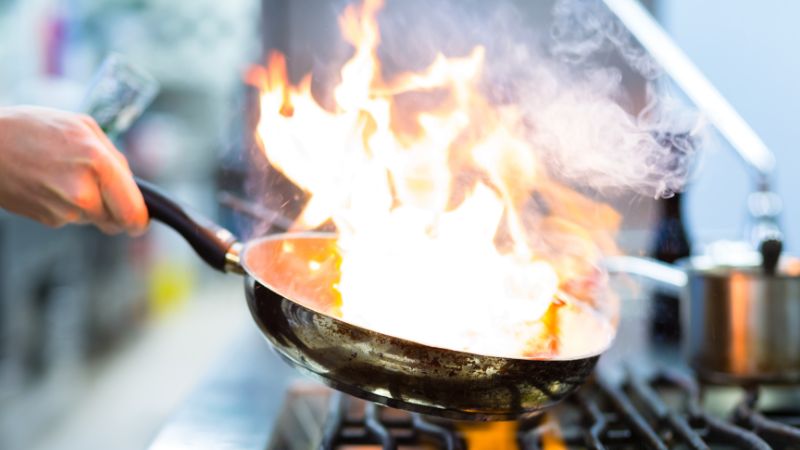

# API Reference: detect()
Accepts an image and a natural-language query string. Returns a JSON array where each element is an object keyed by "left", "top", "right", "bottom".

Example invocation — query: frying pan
[{"left": 137, "top": 178, "right": 610, "bottom": 420}]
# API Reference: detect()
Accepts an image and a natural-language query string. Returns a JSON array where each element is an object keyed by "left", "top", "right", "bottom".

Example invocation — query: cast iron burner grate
[
  {"left": 519, "top": 368, "right": 800, "bottom": 449},
  {"left": 267, "top": 369, "right": 800, "bottom": 450}
]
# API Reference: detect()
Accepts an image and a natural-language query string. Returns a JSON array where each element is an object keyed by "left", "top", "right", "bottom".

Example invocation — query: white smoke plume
[
  {"left": 544, "top": 0, "right": 704, "bottom": 198},
  {"left": 372, "top": 0, "right": 704, "bottom": 199}
]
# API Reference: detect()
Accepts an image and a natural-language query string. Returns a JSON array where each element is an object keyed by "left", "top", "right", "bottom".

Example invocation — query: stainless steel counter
[{"left": 148, "top": 325, "right": 299, "bottom": 450}]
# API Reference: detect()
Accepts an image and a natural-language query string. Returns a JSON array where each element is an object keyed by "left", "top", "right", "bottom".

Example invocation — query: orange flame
[
  {"left": 456, "top": 414, "right": 566, "bottom": 450},
  {"left": 248, "top": 0, "right": 619, "bottom": 358},
  {"left": 459, "top": 422, "right": 518, "bottom": 450}
]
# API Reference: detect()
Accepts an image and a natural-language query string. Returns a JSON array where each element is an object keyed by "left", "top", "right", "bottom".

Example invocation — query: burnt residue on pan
[{"left": 246, "top": 277, "right": 599, "bottom": 421}]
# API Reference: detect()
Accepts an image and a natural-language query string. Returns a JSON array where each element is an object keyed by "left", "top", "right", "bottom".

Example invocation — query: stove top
[
  {"left": 148, "top": 288, "right": 800, "bottom": 450},
  {"left": 268, "top": 368, "right": 800, "bottom": 450}
]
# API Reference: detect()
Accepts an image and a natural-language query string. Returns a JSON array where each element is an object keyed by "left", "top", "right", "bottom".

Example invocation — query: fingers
[
  {"left": 78, "top": 115, "right": 131, "bottom": 169},
  {"left": 71, "top": 177, "right": 126, "bottom": 234},
  {"left": 46, "top": 180, "right": 126, "bottom": 234},
  {"left": 78, "top": 115, "right": 149, "bottom": 236},
  {"left": 94, "top": 149, "right": 149, "bottom": 236}
]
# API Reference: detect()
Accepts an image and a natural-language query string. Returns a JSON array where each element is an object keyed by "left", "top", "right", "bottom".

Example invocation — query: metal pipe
[{"left": 603, "top": 256, "right": 687, "bottom": 297}]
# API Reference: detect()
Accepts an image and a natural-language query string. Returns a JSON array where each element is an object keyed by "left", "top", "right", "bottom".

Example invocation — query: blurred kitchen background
[
  {"left": 0, "top": 1, "right": 264, "bottom": 449},
  {"left": 0, "top": 0, "right": 797, "bottom": 449}
]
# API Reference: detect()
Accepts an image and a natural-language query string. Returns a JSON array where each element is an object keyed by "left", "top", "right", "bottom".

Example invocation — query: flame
[
  {"left": 248, "top": 0, "right": 620, "bottom": 358},
  {"left": 455, "top": 414, "right": 566, "bottom": 450},
  {"left": 459, "top": 422, "right": 518, "bottom": 450}
]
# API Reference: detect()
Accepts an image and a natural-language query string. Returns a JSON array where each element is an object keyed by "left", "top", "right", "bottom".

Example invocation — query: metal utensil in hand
[{"left": 81, "top": 53, "right": 159, "bottom": 138}]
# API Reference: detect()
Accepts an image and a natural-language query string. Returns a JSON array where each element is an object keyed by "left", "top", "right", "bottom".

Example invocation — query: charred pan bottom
[{"left": 244, "top": 276, "right": 599, "bottom": 421}]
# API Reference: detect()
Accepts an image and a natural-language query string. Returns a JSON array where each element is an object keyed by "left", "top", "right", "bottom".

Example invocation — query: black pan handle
[{"left": 135, "top": 177, "right": 241, "bottom": 273}]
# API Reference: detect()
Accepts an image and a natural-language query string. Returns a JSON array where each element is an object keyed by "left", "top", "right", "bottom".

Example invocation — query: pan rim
[{"left": 241, "top": 231, "right": 614, "bottom": 362}]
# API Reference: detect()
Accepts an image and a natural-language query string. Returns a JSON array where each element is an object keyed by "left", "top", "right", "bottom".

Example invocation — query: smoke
[
  {"left": 250, "top": 0, "right": 705, "bottom": 214},
  {"left": 551, "top": 0, "right": 663, "bottom": 80},
  {"left": 543, "top": 0, "right": 704, "bottom": 198},
  {"left": 514, "top": 64, "right": 701, "bottom": 198},
  {"left": 372, "top": 0, "right": 704, "bottom": 199}
]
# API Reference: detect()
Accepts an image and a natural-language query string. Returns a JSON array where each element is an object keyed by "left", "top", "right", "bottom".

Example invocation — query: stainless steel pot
[{"left": 606, "top": 254, "right": 800, "bottom": 383}]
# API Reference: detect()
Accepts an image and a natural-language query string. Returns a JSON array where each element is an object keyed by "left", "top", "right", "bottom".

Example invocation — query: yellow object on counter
[{"left": 147, "top": 259, "right": 196, "bottom": 317}]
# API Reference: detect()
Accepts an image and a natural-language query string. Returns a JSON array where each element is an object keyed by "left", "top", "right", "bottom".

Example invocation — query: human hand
[{"left": 0, "top": 105, "right": 148, "bottom": 235}]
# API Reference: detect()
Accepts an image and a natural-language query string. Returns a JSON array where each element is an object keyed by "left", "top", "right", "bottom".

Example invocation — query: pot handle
[
  {"left": 136, "top": 177, "right": 243, "bottom": 274},
  {"left": 603, "top": 256, "right": 687, "bottom": 296}
]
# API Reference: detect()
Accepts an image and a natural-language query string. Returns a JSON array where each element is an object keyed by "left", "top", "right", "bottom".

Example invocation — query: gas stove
[
  {"left": 267, "top": 369, "right": 800, "bottom": 450},
  {"left": 148, "top": 281, "right": 800, "bottom": 450},
  {"left": 254, "top": 276, "right": 800, "bottom": 450}
]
